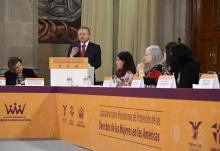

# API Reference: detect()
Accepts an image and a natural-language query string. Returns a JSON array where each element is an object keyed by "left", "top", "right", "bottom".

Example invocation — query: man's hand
[{"left": 70, "top": 47, "right": 79, "bottom": 57}]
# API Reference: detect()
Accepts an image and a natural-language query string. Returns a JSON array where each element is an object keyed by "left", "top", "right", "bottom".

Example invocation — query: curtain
[
  {"left": 117, "top": 0, "right": 159, "bottom": 65},
  {"left": 82, "top": 0, "right": 113, "bottom": 81},
  {"left": 117, "top": 0, "right": 191, "bottom": 65},
  {"left": 81, "top": 0, "right": 191, "bottom": 81},
  {"left": 157, "top": 0, "right": 191, "bottom": 48}
]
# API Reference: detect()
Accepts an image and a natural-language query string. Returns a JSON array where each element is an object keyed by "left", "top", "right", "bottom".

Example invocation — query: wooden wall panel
[{"left": 192, "top": 0, "right": 220, "bottom": 72}]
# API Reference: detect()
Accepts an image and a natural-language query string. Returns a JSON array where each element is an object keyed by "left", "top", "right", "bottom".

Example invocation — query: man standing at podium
[{"left": 67, "top": 26, "right": 101, "bottom": 70}]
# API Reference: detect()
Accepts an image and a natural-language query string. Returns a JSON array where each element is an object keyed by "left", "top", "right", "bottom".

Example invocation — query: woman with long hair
[
  {"left": 170, "top": 43, "right": 200, "bottom": 88},
  {"left": 115, "top": 51, "right": 136, "bottom": 87}
]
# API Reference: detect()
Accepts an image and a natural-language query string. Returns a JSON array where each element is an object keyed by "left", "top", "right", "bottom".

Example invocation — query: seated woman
[
  {"left": 5, "top": 57, "right": 37, "bottom": 85},
  {"left": 170, "top": 43, "right": 200, "bottom": 88},
  {"left": 163, "top": 41, "right": 177, "bottom": 74},
  {"left": 136, "top": 45, "right": 164, "bottom": 86},
  {"left": 115, "top": 51, "right": 136, "bottom": 87}
]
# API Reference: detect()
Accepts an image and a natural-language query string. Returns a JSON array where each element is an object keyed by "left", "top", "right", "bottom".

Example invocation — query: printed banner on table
[
  {"left": 56, "top": 94, "right": 220, "bottom": 151},
  {"left": 0, "top": 91, "right": 219, "bottom": 151},
  {"left": 0, "top": 93, "right": 59, "bottom": 139},
  {"left": 56, "top": 94, "right": 96, "bottom": 150}
]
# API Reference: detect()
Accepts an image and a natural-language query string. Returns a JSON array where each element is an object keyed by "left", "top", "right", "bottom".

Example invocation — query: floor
[{"left": 0, "top": 140, "right": 90, "bottom": 151}]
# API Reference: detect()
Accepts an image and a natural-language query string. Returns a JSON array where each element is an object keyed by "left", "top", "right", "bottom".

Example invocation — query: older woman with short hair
[{"left": 136, "top": 45, "right": 165, "bottom": 86}]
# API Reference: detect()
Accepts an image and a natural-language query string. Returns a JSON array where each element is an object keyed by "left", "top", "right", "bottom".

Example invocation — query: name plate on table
[
  {"left": 131, "top": 76, "right": 144, "bottom": 88},
  {"left": 49, "top": 57, "right": 89, "bottom": 69},
  {"left": 156, "top": 75, "right": 176, "bottom": 88},
  {"left": 25, "top": 78, "right": 44, "bottom": 86},
  {"left": 103, "top": 77, "right": 115, "bottom": 87},
  {"left": 194, "top": 73, "right": 219, "bottom": 89},
  {"left": 0, "top": 77, "right": 6, "bottom": 86},
  {"left": 82, "top": 77, "right": 92, "bottom": 87}
]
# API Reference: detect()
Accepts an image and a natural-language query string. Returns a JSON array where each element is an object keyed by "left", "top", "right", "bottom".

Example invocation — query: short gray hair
[
  {"left": 78, "top": 26, "right": 91, "bottom": 35},
  {"left": 146, "top": 45, "right": 163, "bottom": 66}
]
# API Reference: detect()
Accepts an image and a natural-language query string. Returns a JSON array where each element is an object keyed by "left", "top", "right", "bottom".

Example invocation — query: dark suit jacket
[
  {"left": 67, "top": 42, "right": 101, "bottom": 69},
  {"left": 5, "top": 68, "right": 37, "bottom": 85}
]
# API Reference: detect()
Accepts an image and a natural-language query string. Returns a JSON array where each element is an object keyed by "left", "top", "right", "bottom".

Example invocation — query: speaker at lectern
[{"left": 49, "top": 57, "right": 94, "bottom": 86}]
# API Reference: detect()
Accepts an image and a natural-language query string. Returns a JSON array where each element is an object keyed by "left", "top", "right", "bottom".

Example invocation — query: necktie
[{"left": 81, "top": 44, "right": 86, "bottom": 57}]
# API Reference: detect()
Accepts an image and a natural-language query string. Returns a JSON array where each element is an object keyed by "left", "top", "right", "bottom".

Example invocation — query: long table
[{"left": 0, "top": 86, "right": 219, "bottom": 151}]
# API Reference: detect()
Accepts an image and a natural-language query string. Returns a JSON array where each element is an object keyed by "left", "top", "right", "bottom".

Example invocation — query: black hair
[
  {"left": 165, "top": 42, "right": 177, "bottom": 65},
  {"left": 116, "top": 51, "right": 136, "bottom": 77},
  {"left": 8, "top": 57, "right": 22, "bottom": 71},
  {"left": 170, "top": 43, "right": 194, "bottom": 73}
]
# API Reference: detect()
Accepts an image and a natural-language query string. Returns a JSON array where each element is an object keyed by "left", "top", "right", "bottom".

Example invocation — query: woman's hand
[{"left": 136, "top": 63, "right": 145, "bottom": 77}]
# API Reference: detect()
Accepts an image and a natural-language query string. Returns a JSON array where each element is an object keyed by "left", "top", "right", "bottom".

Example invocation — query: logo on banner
[
  {"left": 76, "top": 106, "right": 86, "bottom": 128},
  {"left": 70, "top": 105, "right": 74, "bottom": 117},
  {"left": 188, "top": 121, "right": 202, "bottom": 151},
  {"left": 189, "top": 121, "right": 202, "bottom": 140},
  {"left": 78, "top": 106, "right": 84, "bottom": 119},
  {"left": 63, "top": 105, "right": 67, "bottom": 117},
  {"left": 69, "top": 105, "right": 74, "bottom": 126},
  {"left": 62, "top": 105, "right": 67, "bottom": 124},
  {"left": 0, "top": 102, "right": 30, "bottom": 122},
  {"left": 5, "top": 103, "right": 26, "bottom": 115},
  {"left": 62, "top": 105, "right": 75, "bottom": 126},
  {"left": 212, "top": 123, "right": 220, "bottom": 144}
]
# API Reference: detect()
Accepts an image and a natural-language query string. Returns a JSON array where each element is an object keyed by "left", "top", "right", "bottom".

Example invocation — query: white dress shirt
[
  {"left": 80, "top": 41, "right": 90, "bottom": 52},
  {"left": 70, "top": 41, "right": 90, "bottom": 57}
]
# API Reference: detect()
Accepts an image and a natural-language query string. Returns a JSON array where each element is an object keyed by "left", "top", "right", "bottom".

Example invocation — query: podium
[{"left": 49, "top": 57, "right": 94, "bottom": 86}]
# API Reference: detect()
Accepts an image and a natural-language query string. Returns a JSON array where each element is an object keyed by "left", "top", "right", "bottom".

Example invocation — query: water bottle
[
  {"left": 16, "top": 73, "right": 24, "bottom": 85},
  {"left": 112, "top": 75, "right": 117, "bottom": 87},
  {"left": 66, "top": 76, "right": 72, "bottom": 86}
]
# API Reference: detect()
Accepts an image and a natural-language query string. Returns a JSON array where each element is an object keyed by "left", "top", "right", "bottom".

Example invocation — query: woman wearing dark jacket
[
  {"left": 5, "top": 57, "right": 37, "bottom": 85},
  {"left": 170, "top": 43, "right": 200, "bottom": 88}
]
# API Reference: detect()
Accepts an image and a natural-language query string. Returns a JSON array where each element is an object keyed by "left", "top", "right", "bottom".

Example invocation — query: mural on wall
[{"left": 38, "top": 0, "right": 81, "bottom": 43}]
